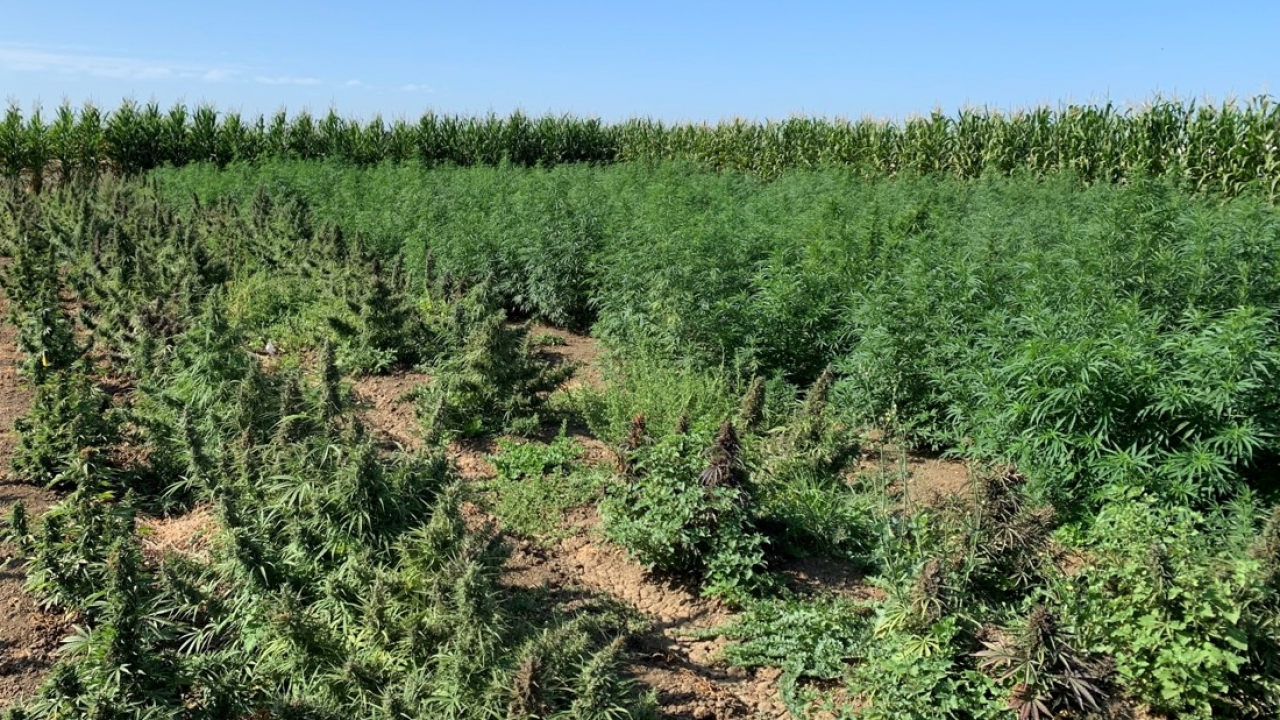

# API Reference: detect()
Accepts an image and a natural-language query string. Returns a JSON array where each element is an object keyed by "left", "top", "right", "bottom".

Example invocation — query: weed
[{"left": 487, "top": 429, "right": 599, "bottom": 541}]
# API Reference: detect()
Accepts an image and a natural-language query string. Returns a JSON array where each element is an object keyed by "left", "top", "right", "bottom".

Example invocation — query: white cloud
[
  {"left": 254, "top": 75, "right": 322, "bottom": 86},
  {"left": 0, "top": 43, "right": 234, "bottom": 81},
  {"left": 0, "top": 43, "right": 327, "bottom": 89},
  {"left": 344, "top": 79, "right": 363, "bottom": 87},
  {"left": 399, "top": 83, "right": 433, "bottom": 93}
]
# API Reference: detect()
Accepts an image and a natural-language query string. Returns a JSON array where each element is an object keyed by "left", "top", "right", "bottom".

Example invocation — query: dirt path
[
  {"left": 529, "top": 324, "right": 606, "bottom": 390},
  {"left": 0, "top": 293, "right": 67, "bottom": 709},
  {"left": 503, "top": 511, "right": 790, "bottom": 720}
]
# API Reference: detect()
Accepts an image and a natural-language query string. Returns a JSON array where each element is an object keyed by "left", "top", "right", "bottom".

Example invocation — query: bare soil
[
  {"left": 353, "top": 371, "right": 430, "bottom": 451},
  {"left": 530, "top": 323, "right": 607, "bottom": 390},
  {"left": 858, "top": 441, "right": 973, "bottom": 508},
  {"left": 503, "top": 507, "right": 788, "bottom": 720}
]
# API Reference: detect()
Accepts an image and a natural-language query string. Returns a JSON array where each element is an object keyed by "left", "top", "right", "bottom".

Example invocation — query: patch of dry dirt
[
  {"left": 504, "top": 527, "right": 793, "bottom": 720},
  {"left": 353, "top": 371, "right": 430, "bottom": 450},
  {"left": 531, "top": 323, "right": 606, "bottom": 390},
  {"left": 858, "top": 442, "right": 972, "bottom": 508},
  {"left": 0, "top": 563, "right": 70, "bottom": 708},
  {"left": 774, "top": 555, "right": 875, "bottom": 600}
]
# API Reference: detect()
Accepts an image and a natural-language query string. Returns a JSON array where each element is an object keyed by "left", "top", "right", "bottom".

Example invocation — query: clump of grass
[{"left": 486, "top": 428, "right": 600, "bottom": 543}]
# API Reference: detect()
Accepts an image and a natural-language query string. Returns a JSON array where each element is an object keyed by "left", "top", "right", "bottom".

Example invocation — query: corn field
[{"left": 2, "top": 97, "right": 1279, "bottom": 198}]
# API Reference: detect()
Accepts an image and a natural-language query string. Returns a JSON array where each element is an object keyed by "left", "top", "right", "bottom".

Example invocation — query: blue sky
[{"left": 3, "top": 1, "right": 1277, "bottom": 122}]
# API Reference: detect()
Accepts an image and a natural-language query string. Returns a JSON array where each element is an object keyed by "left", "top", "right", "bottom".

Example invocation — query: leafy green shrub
[
  {"left": 502, "top": 617, "right": 654, "bottom": 720},
  {"left": 602, "top": 421, "right": 770, "bottom": 601},
  {"left": 750, "top": 369, "right": 870, "bottom": 560},
  {"left": 1064, "top": 498, "right": 1276, "bottom": 718},
  {"left": 741, "top": 467, "right": 1068, "bottom": 720},
  {"left": 327, "top": 255, "right": 430, "bottom": 373},
  {"left": 129, "top": 291, "right": 255, "bottom": 498},
  {"left": 0, "top": 224, "right": 85, "bottom": 385},
  {"left": 715, "top": 596, "right": 873, "bottom": 713},
  {"left": 755, "top": 366, "right": 861, "bottom": 480},
  {"left": 754, "top": 469, "right": 875, "bottom": 562},
  {"left": 847, "top": 617, "right": 1005, "bottom": 720},
  {"left": 487, "top": 429, "right": 597, "bottom": 541},
  {"left": 572, "top": 349, "right": 738, "bottom": 446},
  {"left": 958, "top": 305, "right": 1280, "bottom": 512},
  {"left": 964, "top": 468, "right": 1059, "bottom": 600},
  {"left": 35, "top": 535, "right": 193, "bottom": 718},
  {"left": 20, "top": 483, "right": 137, "bottom": 611},
  {"left": 593, "top": 364, "right": 871, "bottom": 582}
]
